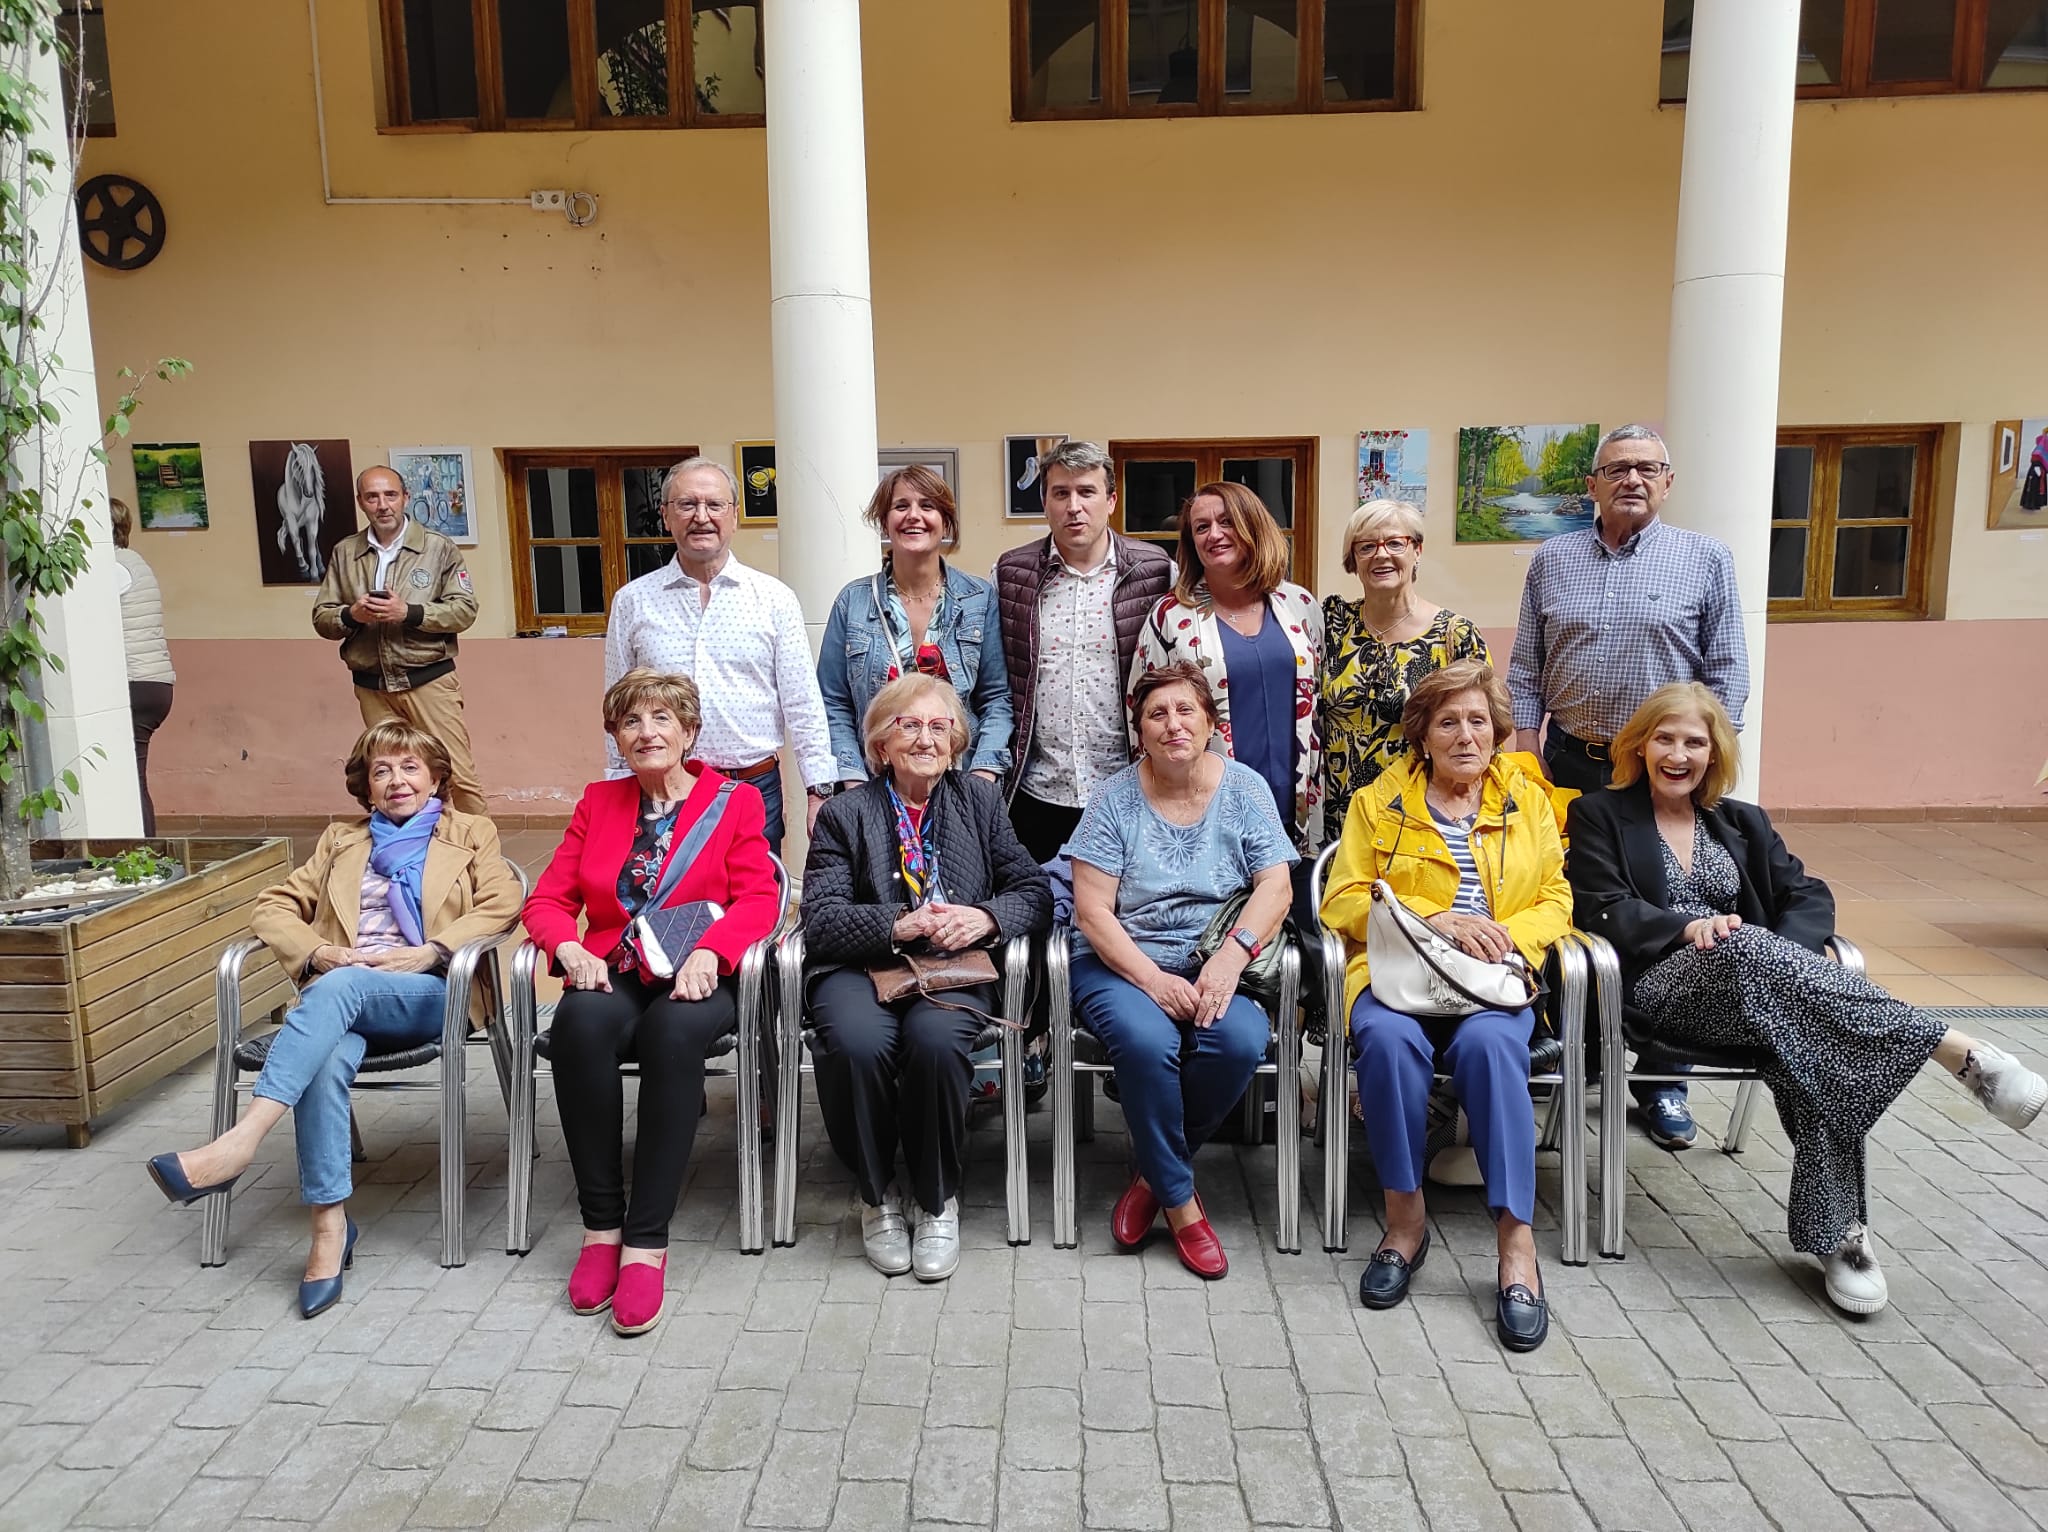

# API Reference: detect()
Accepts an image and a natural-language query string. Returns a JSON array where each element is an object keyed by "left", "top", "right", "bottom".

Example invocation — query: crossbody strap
[{"left": 644, "top": 780, "right": 737, "bottom": 912}]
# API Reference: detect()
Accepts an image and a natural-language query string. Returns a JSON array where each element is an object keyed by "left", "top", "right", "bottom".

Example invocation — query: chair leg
[
  {"left": 1319, "top": 934, "right": 1349, "bottom": 1253},
  {"left": 772, "top": 939, "right": 805, "bottom": 1247},
  {"left": 735, "top": 946, "right": 767, "bottom": 1255},
  {"left": 506, "top": 952, "right": 537, "bottom": 1257},
  {"left": 1048, "top": 936, "right": 1077, "bottom": 1250},
  {"left": 1077, "top": 1073, "right": 1096, "bottom": 1142},
  {"left": 1240, "top": 1072, "right": 1264, "bottom": 1143},
  {"left": 1002, "top": 939, "right": 1031, "bottom": 1246},
  {"left": 201, "top": 965, "right": 255, "bottom": 1269},
  {"left": 1274, "top": 946, "right": 1301, "bottom": 1256},
  {"left": 439, "top": 1011, "right": 468, "bottom": 1269},
  {"left": 1553, "top": 936, "right": 1589, "bottom": 1268},
  {"left": 1723, "top": 1078, "right": 1762, "bottom": 1155},
  {"left": 1588, "top": 941, "right": 1630, "bottom": 1260}
]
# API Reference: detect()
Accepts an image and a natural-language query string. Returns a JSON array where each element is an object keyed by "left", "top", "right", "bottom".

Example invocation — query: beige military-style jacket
[{"left": 311, "top": 519, "right": 478, "bottom": 691}]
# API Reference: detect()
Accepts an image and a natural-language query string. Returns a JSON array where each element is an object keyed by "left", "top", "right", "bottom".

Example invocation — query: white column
[
  {"left": 1661, "top": 1, "right": 1800, "bottom": 803},
  {"left": 763, "top": 0, "right": 881, "bottom": 647},
  {"left": 11, "top": 33, "right": 139, "bottom": 836}
]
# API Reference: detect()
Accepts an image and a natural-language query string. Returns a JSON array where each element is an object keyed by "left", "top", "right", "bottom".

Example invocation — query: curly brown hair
[
  {"left": 602, "top": 668, "right": 702, "bottom": 740},
  {"left": 1399, "top": 659, "right": 1514, "bottom": 764},
  {"left": 344, "top": 721, "right": 454, "bottom": 811}
]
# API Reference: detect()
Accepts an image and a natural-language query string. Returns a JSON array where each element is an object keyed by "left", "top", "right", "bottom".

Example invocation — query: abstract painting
[
  {"left": 130, "top": 442, "right": 208, "bottom": 530},
  {"left": 249, "top": 438, "right": 355, "bottom": 585},
  {"left": 387, "top": 446, "right": 476, "bottom": 545},
  {"left": 1454, "top": 423, "right": 1601, "bottom": 544}
]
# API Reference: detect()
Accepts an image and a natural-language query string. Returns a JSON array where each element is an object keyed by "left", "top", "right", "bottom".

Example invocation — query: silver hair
[
  {"left": 662, "top": 456, "right": 741, "bottom": 505},
  {"left": 1594, "top": 423, "right": 1669, "bottom": 464},
  {"left": 1340, "top": 499, "right": 1426, "bottom": 574},
  {"left": 1038, "top": 439, "right": 1117, "bottom": 499}
]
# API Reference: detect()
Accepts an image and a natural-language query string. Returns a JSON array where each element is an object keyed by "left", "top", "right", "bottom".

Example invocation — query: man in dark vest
[{"left": 993, "top": 441, "right": 1172, "bottom": 863}]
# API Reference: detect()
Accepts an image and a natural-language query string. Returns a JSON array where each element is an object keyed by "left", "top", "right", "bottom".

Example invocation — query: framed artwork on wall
[
  {"left": 1356, "top": 430, "right": 1429, "bottom": 514},
  {"left": 248, "top": 438, "right": 356, "bottom": 585},
  {"left": 736, "top": 440, "right": 777, "bottom": 522},
  {"left": 387, "top": 446, "right": 477, "bottom": 545},
  {"left": 1988, "top": 418, "right": 2048, "bottom": 530},
  {"left": 130, "top": 442, "right": 208, "bottom": 529},
  {"left": 879, "top": 448, "right": 960, "bottom": 493},
  {"left": 1004, "top": 434, "right": 1069, "bottom": 519},
  {"left": 1454, "top": 423, "right": 1600, "bottom": 544}
]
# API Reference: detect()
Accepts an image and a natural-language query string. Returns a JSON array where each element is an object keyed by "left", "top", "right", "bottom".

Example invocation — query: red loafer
[
  {"left": 1111, "top": 1175, "right": 1162, "bottom": 1250},
  {"left": 611, "top": 1255, "right": 668, "bottom": 1336},
  {"left": 1170, "top": 1202, "right": 1228, "bottom": 1280},
  {"left": 568, "top": 1242, "right": 621, "bottom": 1316}
]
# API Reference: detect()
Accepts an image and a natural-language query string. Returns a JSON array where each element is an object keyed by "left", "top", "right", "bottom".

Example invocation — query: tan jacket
[
  {"left": 310, "top": 519, "right": 478, "bottom": 691},
  {"left": 250, "top": 811, "right": 523, "bottom": 1026}
]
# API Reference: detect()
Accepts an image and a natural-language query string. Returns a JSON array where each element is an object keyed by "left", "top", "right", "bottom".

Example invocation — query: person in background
[
  {"left": 604, "top": 457, "right": 836, "bottom": 857},
  {"left": 992, "top": 441, "right": 1172, "bottom": 864},
  {"left": 108, "top": 496, "right": 175, "bottom": 835}
]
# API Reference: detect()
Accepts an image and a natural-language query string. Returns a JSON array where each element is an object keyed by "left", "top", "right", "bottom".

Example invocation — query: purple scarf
[{"left": 368, "top": 797, "right": 443, "bottom": 946}]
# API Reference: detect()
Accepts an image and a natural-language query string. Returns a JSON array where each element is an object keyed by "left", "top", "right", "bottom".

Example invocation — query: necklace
[
  {"left": 900, "top": 581, "right": 942, "bottom": 603},
  {"left": 1214, "top": 594, "right": 1263, "bottom": 634},
  {"left": 1362, "top": 598, "right": 1417, "bottom": 644}
]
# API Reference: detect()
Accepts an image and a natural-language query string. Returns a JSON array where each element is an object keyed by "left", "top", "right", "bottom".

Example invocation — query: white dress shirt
[
  {"left": 603, "top": 552, "right": 836, "bottom": 786},
  {"left": 367, "top": 523, "right": 406, "bottom": 595}
]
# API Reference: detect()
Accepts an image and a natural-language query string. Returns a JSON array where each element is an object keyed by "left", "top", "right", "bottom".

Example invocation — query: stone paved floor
[{"left": 2, "top": 822, "right": 2046, "bottom": 1530}]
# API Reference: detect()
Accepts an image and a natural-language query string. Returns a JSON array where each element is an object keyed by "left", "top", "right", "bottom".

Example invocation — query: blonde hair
[
  {"left": 602, "top": 668, "right": 702, "bottom": 742},
  {"left": 862, "top": 673, "right": 972, "bottom": 775},
  {"left": 1608, "top": 683, "right": 1740, "bottom": 809},
  {"left": 1340, "top": 498, "right": 1425, "bottom": 575}
]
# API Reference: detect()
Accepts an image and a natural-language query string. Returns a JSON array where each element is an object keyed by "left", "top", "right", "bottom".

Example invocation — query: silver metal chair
[
  {"left": 770, "top": 930, "right": 1035, "bottom": 1246},
  {"left": 504, "top": 854, "right": 793, "bottom": 1258},
  {"left": 200, "top": 859, "right": 529, "bottom": 1269},
  {"left": 1047, "top": 924, "right": 1303, "bottom": 1254},
  {"left": 1308, "top": 843, "right": 1594, "bottom": 1263},
  {"left": 1581, "top": 931, "right": 1865, "bottom": 1259}
]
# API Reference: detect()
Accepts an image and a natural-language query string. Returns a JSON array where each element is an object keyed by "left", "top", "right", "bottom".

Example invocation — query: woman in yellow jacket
[{"left": 1320, "top": 659, "right": 1572, "bottom": 1351}]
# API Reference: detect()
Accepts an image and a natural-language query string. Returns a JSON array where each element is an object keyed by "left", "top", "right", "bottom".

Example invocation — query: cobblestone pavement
[{"left": 3, "top": 998, "right": 2046, "bottom": 1532}]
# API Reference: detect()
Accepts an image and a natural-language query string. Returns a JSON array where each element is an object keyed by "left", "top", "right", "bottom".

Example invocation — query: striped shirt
[
  {"left": 1428, "top": 804, "right": 1494, "bottom": 918},
  {"left": 1507, "top": 517, "right": 1749, "bottom": 741}
]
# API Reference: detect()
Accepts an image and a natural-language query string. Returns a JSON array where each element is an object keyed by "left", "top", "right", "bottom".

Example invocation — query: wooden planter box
[{"left": 0, "top": 837, "right": 295, "bottom": 1145}]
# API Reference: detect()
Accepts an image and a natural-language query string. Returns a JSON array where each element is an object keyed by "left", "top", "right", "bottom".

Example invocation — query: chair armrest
[
  {"left": 1001, "top": 934, "right": 1032, "bottom": 1025},
  {"left": 1824, "top": 934, "right": 1865, "bottom": 978},
  {"left": 509, "top": 939, "right": 544, "bottom": 1048},
  {"left": 214, "top": 937, "right": 267, "bottom": 1071},
  {"left": 444, "top": 922, "right": 524, "bottom": 1051}
]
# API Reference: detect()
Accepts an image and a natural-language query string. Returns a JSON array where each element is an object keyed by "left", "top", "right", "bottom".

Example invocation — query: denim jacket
[{"left": 818, "top": 562, "right": 1014, "bottom": 781}]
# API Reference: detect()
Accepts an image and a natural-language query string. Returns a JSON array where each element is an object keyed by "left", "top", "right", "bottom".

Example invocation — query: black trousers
[
  {"left": 130, "top": 681, "right": 173, "bottom": 837},
  {"left": 549, "top": 967, "right": 736, "bottom": 1247},
  {"left": 1008, "top": 791, "right": 1085, "bottom": 867},
  {"left": 808, "top": 967, "right": 988, "bottom": 1216}
]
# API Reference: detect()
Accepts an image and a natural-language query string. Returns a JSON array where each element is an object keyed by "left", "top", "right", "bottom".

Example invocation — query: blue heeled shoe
[
  {"left": 146, "top": 1152, "right": 240, "bottom": 1206},
  {"left": 298, "top": 1216, "right": 359, "bottom": 1320}
]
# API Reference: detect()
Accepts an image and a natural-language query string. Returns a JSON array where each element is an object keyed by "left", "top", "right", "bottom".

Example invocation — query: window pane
[
  {"left": 1025, "top": 0, "right": 1101, "bottom": 109},
  {"left": 1837, "top": 445, "right": 1917, "bottom": 520},
  {"left": 499, "top": 0, "right": 573, "bottom": 119},
  {"left": 1122, "top": 460, "right": 1198, "bottom": 535},
  {"left": 623, "top": 466, "right": 669, "bottom": 539},
  {"left": 627, "top": 542, "right": 673, "bottom": 580},
  {"left": 1768, "top": 527, "right": 1809, "bottom": 599},
  {"left": 1871, "top": 0, "right": 1957, "bottom": 81},
  {"left": 531, "top": 545, "right": 606, "bottom": 615},
  {"left": 1324, "top": 0, "right": 1398, "bottom": 102},
  {"left": 1129, "top": 0, "right": 1202, "bottom": 107},
  {"left": 1225, "top": 1, "right": 1298, "bottom": 105},
  {"left": 1773, "top": 446, "right": 1814, "bottom": 522},
  {"left": 1832, "top": 526, "right": 1910, "bottom": 598},
  {"left": 1222, "top": 457, "right": 1295, "bottom": 529},
  {"left": 58, "top": 4, "right": 115, "bottom": 132},
  {"left": 1985, "top": 1, "right": 2048, "bottom": 86},
  {"left": 694, "top": 2, "right": 765, "bottom": 116},
  {"left": 526, "top": 468, "right": 601, "bottom": 539},
  {"left": 402, "top": 0, "right": 477, "bottom": 120},
  {"left": 595, "top": 0, "right": 668, "bottom": 118},
  {"left": 1659, "top": 0, "right": 1843, "bottom": 99}
]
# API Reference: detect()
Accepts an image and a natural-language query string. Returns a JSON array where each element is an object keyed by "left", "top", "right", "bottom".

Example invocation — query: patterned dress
[
  {"left": 1633, "top": 816, "right": 1944, "bottom": 1255},
  {"left": 1317, "top": 600, "right": 1488, "bottom": 845}
]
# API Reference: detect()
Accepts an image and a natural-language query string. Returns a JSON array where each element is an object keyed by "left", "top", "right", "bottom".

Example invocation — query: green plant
[{"left": 87, "top": 844, "right": 176, "bottom": 884}]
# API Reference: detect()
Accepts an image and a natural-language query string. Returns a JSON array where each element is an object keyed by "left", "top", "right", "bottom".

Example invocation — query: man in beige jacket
[{"left": 311, "top": 466, "right": 486, "bottom": 812}]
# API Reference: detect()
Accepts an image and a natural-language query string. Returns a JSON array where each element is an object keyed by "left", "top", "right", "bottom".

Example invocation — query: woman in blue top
[
  {"left": 1068, "top": 661, "right": 1297, "bottom": 1280},
  {"left": 819, "top": 466, "right": 1013, "bottom": 787}
]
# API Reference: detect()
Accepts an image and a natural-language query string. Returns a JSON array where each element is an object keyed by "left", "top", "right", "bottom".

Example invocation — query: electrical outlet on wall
[{"left": 529, "top": 189, "right": 566, "bottom": 211}]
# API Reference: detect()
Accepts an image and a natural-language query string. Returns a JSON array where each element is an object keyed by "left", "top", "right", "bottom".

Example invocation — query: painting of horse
[{"left": 249, "top": 438, "right": 356, "bottom": 585}]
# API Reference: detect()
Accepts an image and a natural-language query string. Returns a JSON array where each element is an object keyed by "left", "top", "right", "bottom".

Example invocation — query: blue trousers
[
  {"left": 734, "top": 761, "right": 785, "bottom": 858},
  {"left": 1351, "top": 991, "right": 1537, "bottom": 1224},
  {"left": 1069, "top": 952, "right": 1269, "bottom": 1208},
  {"left": 251, "top": 966, "right": 447, "bottom": 1205}
]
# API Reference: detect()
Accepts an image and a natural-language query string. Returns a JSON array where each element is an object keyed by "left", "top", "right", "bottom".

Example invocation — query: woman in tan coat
[{"left": 146, "top": 720, "right": 521, "bottom": 1316}]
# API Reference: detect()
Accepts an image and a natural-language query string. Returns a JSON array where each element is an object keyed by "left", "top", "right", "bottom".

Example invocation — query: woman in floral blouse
[{"left": 1318, "top": 499, "right": 1488, "bottom": 845}]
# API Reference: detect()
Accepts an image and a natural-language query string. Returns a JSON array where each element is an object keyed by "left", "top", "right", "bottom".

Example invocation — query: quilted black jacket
[{"left": 801, "top": 772, "right": 1053, "bottom": 969}]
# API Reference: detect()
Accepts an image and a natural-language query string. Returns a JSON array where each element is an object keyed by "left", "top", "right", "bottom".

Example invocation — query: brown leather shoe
[
  {"left": 1111, "top": 1175, "right": 1161, "bottom": 1250},
  {"left": 1170, "top": 1211, "right": 1228, "bottom": 1280}
]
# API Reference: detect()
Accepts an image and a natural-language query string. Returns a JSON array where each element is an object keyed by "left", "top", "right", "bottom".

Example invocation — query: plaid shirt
[{"left": 1507, "top": 517, "right": 1748, "bottom": 741}]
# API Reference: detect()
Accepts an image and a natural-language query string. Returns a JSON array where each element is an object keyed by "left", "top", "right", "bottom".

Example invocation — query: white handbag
[{"left": 1365, "top": 879, "right": 1541, "bottom": 1018}]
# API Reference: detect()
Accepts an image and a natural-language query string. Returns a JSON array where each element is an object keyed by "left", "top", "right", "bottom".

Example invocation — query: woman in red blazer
[{"left": 524, "top": 668, "right": 780, "bottom": 1336}]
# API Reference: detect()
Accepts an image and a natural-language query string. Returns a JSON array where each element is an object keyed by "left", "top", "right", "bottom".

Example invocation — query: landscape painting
[
  {"left": 1357, "top": 429, "right": 1429, "bottom": 514},
  {"left": 1455, "top": 423, "right": 1600, "bottom": 543},
  {"left": 131, "top": 442, "right": 208, "bottom": 530}
]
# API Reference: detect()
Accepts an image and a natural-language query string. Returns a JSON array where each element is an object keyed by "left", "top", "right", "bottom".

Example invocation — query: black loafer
[
  {"left": 1359, "top": 1230, "right": 1429, "bottom": 1310},
  {"left": 1496, "top": 1277, "right": 1549, "bottom": 1352}
]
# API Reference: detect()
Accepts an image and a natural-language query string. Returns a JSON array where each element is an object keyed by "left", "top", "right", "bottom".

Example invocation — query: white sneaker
[
  {"left": 911, "top": 1197, "right": 961, "bottom": 1282},
  {"left": 1824, "top": 1223, "right": 1889, "bottom": 1316},
  {"left": 1959, "top": 1044, "right": 2047, "bottom": 1132},
  {"left": 861, "top": 1187, "right": 911, "bottom": 1277}
]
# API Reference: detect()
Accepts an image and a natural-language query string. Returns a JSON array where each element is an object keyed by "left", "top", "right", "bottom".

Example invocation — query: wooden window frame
[
  {"left": 1108, "top": 436, "right": 1319, "bottom": 588},
  {"left": 1012, "top": 0, "right": 1418, "bottom": 121},
  {"left": 1768, "top": 426, "right": 1939, "bottom": 622},
  {"left": 380, "top": 0, "right": 764, "bottom": 133},
  {"left": 505, "top": 447, "right": 694, "bottom": 636}
]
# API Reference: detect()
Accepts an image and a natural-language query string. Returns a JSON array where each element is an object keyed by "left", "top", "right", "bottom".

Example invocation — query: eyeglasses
[
  {"left": 888, "top": 716, "right": 953, "bottom": 740},
  {"left": 1592, "top": 461, "right": 1670, "bottom": 483},
  {"left": 1352, "top": 536, "right": 1417, "bottom": 557},
  {"left": 662, "top": 498, "right": 733, "bottom": 516}
]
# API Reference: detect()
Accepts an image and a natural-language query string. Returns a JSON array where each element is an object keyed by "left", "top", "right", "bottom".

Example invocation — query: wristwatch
[
  {"left": 806, "top": 784, "right": 836, "bottom": 800},
  {"left": 1230, "top": 926, "right": 1262, "bottom": 959}
]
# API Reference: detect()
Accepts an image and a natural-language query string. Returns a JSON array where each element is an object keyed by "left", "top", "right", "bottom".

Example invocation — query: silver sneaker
[
  {"left": 1960, "top": 1044, "right": 2047, "bottom": 1131},
  {"left": 1823, "top": 1223, "right": 1889, "bottom": 1316},
  {"left": 911, "top": 1197, "right": 961, "bottom": 1282},
  {"left": 861, "top": 1188, "right": 911, "bottom": 1277}
]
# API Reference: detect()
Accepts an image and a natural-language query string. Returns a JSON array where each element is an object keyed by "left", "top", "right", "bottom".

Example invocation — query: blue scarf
[{"left": 369, "top": 798, "right": 443, "bottom": 946}]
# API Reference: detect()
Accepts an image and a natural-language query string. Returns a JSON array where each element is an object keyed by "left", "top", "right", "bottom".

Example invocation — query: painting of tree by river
[{"left": 1455, "top": 423, "right": 1601, "bottom": 543}]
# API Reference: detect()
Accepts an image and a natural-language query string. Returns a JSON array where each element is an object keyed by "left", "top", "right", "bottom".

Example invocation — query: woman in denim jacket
[{"left": 819, "top": 466, "right": 1013, "bottom": 787}]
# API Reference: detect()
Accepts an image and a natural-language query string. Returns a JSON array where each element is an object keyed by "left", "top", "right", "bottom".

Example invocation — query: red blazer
[{"left": 524, "top": 768, "right": 781, "bottom": 976}]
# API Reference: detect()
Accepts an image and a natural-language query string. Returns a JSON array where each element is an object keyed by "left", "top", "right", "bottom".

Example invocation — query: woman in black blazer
[
  {"left": 801, "top": 675, "right": 1053, "bottom": 1282},
  {"left": 1567, "top": 684, "right": 2044, "bottom": 1317}
]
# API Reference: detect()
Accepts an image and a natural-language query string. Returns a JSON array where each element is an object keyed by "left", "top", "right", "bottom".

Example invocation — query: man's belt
[
  {"left": 352, "top": 659, "right": 455, "bottom": 693},
  {"left": 1548, "top": 727, "right": 1610, "bottom": 763},
  {"left": 716, "top": 755, "right": 781, "bottom": 779}
]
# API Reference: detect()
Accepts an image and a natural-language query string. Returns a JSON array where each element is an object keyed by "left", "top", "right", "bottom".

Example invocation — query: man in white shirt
[{"left": 603, "top": 456, "right": 836, "bottom": 855}]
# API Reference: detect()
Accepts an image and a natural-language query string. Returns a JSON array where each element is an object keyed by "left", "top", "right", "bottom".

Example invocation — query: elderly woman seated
[
  {"left": 1320, "top": 660, "right": 1572, "bottom": 1351},
  {"left": 147, "top": 722, "right": 522, "bottom": 1318},
  {"left": 1067, "top": 660, "right": 1297, "bottom": 1280},
  {"left": 802, "top": 673, "right": 1051, "bottom": 1280},
  {"left": 524, "top": 669, "right": 781, "bottom": 1336},
  {"left": 1568, "top": 683, "right": 2045, "bottom": 1317}
]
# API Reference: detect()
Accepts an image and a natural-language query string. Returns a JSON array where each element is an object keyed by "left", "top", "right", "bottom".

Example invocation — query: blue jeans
[
  {"left": 1351, "top": 991, "right": 1537, "bottom": 1224},
  {"left": 736, "top": 761, "right": 785, "bottom": 858},
  {"left": 250, "top": 967, "right": 447, "bottom": 1205},
  {"left": 1069, "top": 952, "right": 1269, "bottom": 1208}
]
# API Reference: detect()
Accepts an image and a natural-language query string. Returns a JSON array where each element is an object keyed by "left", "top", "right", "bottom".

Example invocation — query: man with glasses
[
  {"left": 603, "top": 456, "right": 835, "bottom": 856},
  {"left": 1507, "top": 423, "right": 1748, "bottom": 1150}
]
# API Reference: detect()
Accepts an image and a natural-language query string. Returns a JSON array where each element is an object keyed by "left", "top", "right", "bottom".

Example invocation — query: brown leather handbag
[{"left": 868, "top": 948, "right": 1017, "bottom": 1029}]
